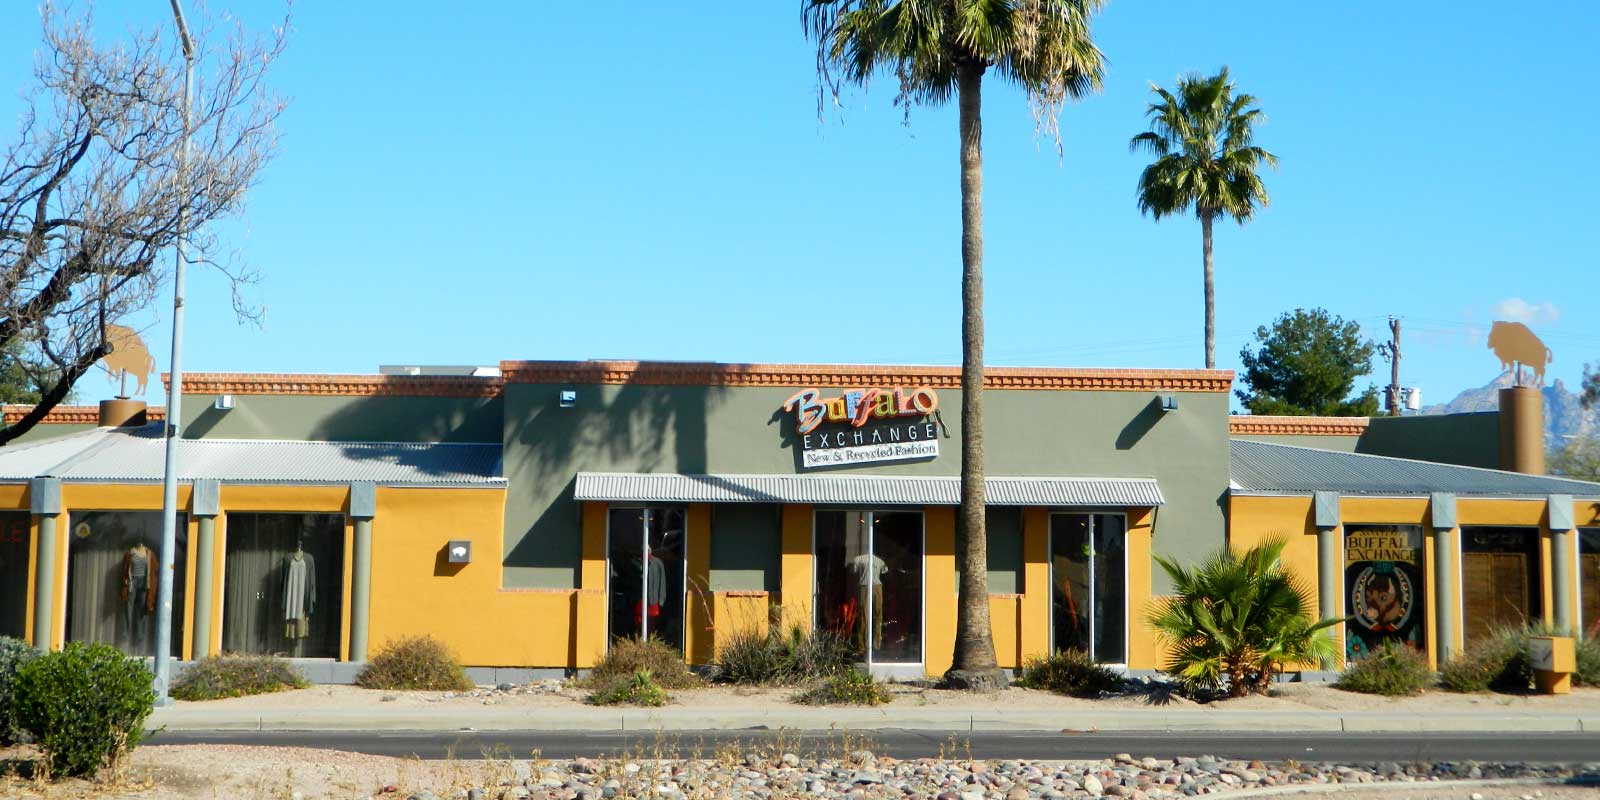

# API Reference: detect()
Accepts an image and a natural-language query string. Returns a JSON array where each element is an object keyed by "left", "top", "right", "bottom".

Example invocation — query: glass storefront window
[
  {"left": 607, "top": 507, "right": 687, "bottom": 650},
  {"left": 0, "top": 512, "right": 28, "bottom": 640},
  {"left": 1343, "top": 525, "right": 1425, "bottom": 660},
  {"left": 1050, "top": 513, "right": 1126, "bottom": 664},
  {"left": 1461, "top": 526, "right": 1542, "bottom": 645},
  {"left": 223, "top": 513, "right": 346, "bottom": 658},
  {"left": 1581, "top": 529, "right": 1599, "bottom": 640},
  {"left": 813, "top": 510, "right": 924, "bottom": 665},
  {"left": 66, "top": 511, "right": 187, "bottom": 658}
]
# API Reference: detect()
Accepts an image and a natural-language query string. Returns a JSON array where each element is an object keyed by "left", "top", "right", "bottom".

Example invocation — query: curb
[{"left": 1214, "top": 776, "right": 1600, "bottom": 798}]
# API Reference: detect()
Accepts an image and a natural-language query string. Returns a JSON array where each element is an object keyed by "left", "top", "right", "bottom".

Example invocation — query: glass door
[
  {"left": 0, "top": 512, "right": 28, "bottom": 640},
  {"left": 65, "top": 511, "right": 187, "bottom": 658},
  {"left": 222, "top": 513, "right": 345, "bottom": 658},
  {"left": 1461, "top": 526, "right": 1542, "bottom": 645},
  {"left": 1049, "top": 512, "right": 1127, "bottom": 664},
  {"left": 813, "top": 510, "right": 924, "bottom": 666},
  {"left": 606, "top": 507, "right": 687, "bottom": 651}
]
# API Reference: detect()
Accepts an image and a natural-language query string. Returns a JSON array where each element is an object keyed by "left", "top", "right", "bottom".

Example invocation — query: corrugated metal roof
[
  {"left": 574, "top": 472, "right": 1164, "bottom": 507},
  {"left": 0, "top": 424, "right": 503, "bottom": 487},
  {"left": 1230, "top": 439, "right": 1600, "bottom": 498}
]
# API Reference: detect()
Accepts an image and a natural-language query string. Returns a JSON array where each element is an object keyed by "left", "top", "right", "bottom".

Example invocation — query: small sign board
[{"left": 1528, "top": 636, "right": 1575, "bottom": 673}]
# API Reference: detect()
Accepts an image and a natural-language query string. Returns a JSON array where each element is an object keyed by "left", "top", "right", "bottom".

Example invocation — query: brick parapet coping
[
  {"left": 499, "top": 361, "right": 1235, "bottom": 392},
  {"left": 3, "top": 405, "right": 167, "bottom": 425},
  {"left": 1229, "top": 415, "right": 1370, "bottom": 436},
  {"left": 167, "top": 373, "right": 504, "bottom": 398}
]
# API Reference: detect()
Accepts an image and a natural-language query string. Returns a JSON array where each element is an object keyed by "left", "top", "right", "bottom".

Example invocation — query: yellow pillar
[
  {"left": 1020, "top": 507, "right": 1051, "bottom": 663},
  {"left": 1126, "top": 507, "right": 1158, "bottom": 670},
  {"left": 778, "top": 505, "right": 813, "bottom": 633},
  {"left": 578, "top": 502, "right": 609, "bottom": 664},
  {"left": 924, "top": 506, "right": 957, "bottom": 677},
  {"left": 685, "top": 504, "right": 713, "bottom": 664}
]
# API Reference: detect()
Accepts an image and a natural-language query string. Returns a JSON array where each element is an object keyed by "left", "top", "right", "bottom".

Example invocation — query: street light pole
[{"left": 154, "top": 0, "right": 195, "bottom": 706}]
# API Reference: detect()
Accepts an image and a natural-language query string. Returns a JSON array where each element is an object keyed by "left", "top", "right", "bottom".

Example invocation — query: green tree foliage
[
  {"left": 1149, "top": 538, "right": 1341, "bottom": 698},
  {"left": 1582, "top": 362, "right": 1598, "bottom": 409},
  {"left": 1548, "top": 435, "right": 1600, "bottom": 482},
  {"left": 1131, "top": 67, "right": 1276, "bottom": 369},
  {"left": 804, "top": 0, "right": 1105, "bottom": 689},
  {"left": 1237, "top": 308, "right": 1381, "bottom": 416},
  {"left": 0, "top": 342, "right": 47, "bottom": 405}
]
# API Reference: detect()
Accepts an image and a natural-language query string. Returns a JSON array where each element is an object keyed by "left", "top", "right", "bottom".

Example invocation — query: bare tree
[{"left": 0, "top": 3, "right": 286, "bottom": 444}]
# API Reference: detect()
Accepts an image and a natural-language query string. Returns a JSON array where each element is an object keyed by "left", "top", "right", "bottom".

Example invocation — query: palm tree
[
  {"left": 1149, "top": 538, "right": 1341, "bottom": 698},
  {"left": 1130, "top": 68, "right": 1276, "bottom": 370},
  {"left": 804, "top": 0, "right": 1104, "bottom": 690}
]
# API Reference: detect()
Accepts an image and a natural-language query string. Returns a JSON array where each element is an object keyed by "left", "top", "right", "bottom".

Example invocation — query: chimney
[
  {"left": 98, "top": 398, "right": 149, "bottom": 427},
  {"left": 1497, "top": 386, "right": 1544, "bottom": 474}
]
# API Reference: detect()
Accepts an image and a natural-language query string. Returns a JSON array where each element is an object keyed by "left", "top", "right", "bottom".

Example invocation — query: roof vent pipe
[
  {"left": 98, "top": 398, "right": 149, "bottom": 427},
  {"left": 1497, "top": 386, "right": 1544, "bottom": 475}
]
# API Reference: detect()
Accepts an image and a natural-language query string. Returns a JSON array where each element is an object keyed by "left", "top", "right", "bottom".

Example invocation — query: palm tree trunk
[
  {"left": 1201, "top": 210, "right": 1216, "bottom": 370},
  {"left": 943, "top": 59, "right": 1005, "bottom": 691}
]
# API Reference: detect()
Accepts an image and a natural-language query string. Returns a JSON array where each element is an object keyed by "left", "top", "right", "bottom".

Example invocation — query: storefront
[{"left": 1, "top": 359, "right": 1596, "bottom": 679}]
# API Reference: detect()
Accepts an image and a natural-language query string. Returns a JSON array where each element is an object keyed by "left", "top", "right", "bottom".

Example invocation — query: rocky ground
[{"left": 1, "top": 745, "right": 1596, "bottom": 800}]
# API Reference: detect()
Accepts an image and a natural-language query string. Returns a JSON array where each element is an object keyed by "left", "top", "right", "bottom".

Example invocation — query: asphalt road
[{"left": 145, "top": 729, "right": 1600, "bottom": 764}]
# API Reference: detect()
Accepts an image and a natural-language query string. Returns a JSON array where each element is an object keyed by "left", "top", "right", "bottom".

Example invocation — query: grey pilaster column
[
  {"left": 1313, "top": 491, "right": 1341, "bottom": 670},
  {"left": 30, "top": 478, "right": 61, "bottom": 653},
  {"left": 348, "top": 482, "right": 377, "bottom": 662},
  {"left": 190, "top": 480, "right": 221, "bottom": 660},
  {"left": 1548, "top": 494, "right": 1575, "bottom": 636},
  {"left": 1430, "top": 492, "right": 1458, "bottom": 663}
]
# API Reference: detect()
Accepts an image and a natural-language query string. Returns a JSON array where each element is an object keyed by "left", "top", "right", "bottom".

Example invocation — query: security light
[{"left": 559, "top": 389, "right": 577, "bottom": 408}]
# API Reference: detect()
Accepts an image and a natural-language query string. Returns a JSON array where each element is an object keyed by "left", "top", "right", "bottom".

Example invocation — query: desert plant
[
  {"left": 588, "top": 637, "right": 701, "bottom": 690},
  {"left": 587, "top": 669, "right": 669, "bottom": 707},
  {"left": 714, "top": 624, "right": 855, "bottom": 686},
  {"left": 1438, "top": 625, "right": 1555, "bottom": 693},
  {"left": 1016, "top": 649, "right": 1123, "bottom": 698},
  {"left": 793, "top": 668, "right": 891, "bottom": 707},
  {"left": 1149, "top": 538, "right": 1341, "bottom": 698},
  {"left": 170, "top": 653, "right": 309, "bottom": 701},
  {"left": 0, "top": 636, "right": 38, "bottom": 745},
  {"left": 13, "top": 642, "right": 155, "bottom": 779},
  {"left": 355, "top": 636, "right": 474, "bottom": 692},
  {"left": 1335, "top": 642, "right": 1431, "bottom": 697},
  {"left": 1576, "top": 636, "right": 1600, "bottom": 687}
]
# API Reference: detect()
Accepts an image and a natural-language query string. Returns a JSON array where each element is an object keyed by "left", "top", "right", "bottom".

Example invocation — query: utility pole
[
  {"left": 1378, "top": 317, "right": 1402, "bottom": 416},
  {"left": 155, "top": 0, "right": 195, "bottom": 706}
]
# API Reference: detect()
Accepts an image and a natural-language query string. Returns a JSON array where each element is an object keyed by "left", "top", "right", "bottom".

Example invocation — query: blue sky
[{"left": 3, "top": 1, "right": 1597, "bottom": 410}]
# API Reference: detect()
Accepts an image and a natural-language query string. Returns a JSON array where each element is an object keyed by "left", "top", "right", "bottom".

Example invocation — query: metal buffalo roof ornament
[
  {"left": 101, "top": 323, "right": 157, "bottom": 397},
  {"left": 1487, "top": 321, "right": 1552, "bottom": 387}
]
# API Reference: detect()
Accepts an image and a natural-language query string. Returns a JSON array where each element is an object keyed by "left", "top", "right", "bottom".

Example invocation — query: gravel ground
[{"left": 1, "top": 744, "right": 1595, "bottom": 800}]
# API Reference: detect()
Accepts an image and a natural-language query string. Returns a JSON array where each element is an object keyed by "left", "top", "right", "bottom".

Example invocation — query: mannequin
[
  {"left": 282, "top": 537, "right": 317, "bottom": 641},
  {"left": 848, "top": 551, "right": 887, "bottom": 651},
  {"left": 121, "top": 539, "right": 157, "bottom": 654}
]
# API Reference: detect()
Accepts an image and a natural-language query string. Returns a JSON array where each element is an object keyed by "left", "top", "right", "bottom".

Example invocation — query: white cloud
[{"left": 1491, "top": 297, "right": 1560, "bottom": 327}]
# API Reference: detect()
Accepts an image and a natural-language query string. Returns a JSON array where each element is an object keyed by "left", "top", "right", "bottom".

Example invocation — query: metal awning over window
[{"left": 574, "top": 472, "right": 1164, "bottom": 507}]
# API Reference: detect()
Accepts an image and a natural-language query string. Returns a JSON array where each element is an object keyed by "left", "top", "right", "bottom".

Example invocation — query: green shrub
[
  {"left": 355, "top": 636, "right": 474, "bottom": 691},
  {"left": 587, "top": 669, "right": 669, "bottom": 707},
  {"left": 1438, "top": 626, "right": 1538, "bottom": 693},
  {"left": 793, "top": 668, "right": 891, "bottom": 706},
  {"left": 170, "top": 653, "right": 308, "bottom": 701},
  {"left": 588, "top": 637, "right": 701, "bottom": 690},
  {"left": 714, "top": 624, "right": 855, "bottom": 686},
  {"left": 1577, "top": 637, "right": 1600, "bottom": 688},
  {"left": 0, "top": 636, "right": 38, "bottom": 745},
  {"left": 1016, "top": 649, "right": 1123, "bottom": 698},
  {"left": 13, "top": 643, "right": 155, "bottom": 779},
  {"left": 1335, "top": 642, "right": 1431, "bottom": 696}
]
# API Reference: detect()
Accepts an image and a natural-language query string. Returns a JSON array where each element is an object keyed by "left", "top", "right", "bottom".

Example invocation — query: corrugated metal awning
[{"left": 574, "top": 472, "right": 1163, "bottom": 507}]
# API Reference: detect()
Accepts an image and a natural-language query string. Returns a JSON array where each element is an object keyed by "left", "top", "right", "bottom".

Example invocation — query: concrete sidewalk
[{"left": 149, "top": 703, "right": 1600, "bottom": 734}]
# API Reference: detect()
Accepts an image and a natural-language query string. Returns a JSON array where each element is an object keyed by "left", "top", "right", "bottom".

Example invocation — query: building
[{"left": 0, "top": 360, "right": 1595, "bottom": 680}]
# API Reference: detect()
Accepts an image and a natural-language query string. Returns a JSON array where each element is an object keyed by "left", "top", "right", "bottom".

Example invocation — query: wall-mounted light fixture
[
  {"left": 559, "top": 389, "right": 577, "bottom": 408},
  {"left": 447, "top": 540, "right": 472, "bottom": 564},
  {"left": 214, "top": 394, "right": 234, "bottom": 411},
  {"left": 1159, "top": 395, "right": 1179, "bottom": 413}
]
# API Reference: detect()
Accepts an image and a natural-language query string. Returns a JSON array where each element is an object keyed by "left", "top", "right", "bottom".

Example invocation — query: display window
[
  {"left": 1343, "top": 525, "right": 1426, "bottom": 660},
  {"left": 1580, "top": 529, "right": 1599, "bottom": 640},
  {"left": 1049, "top": 513, "right": 1127, "bottom": 664},
  {"left": 65, "top": 511, "right": 187, "bottom": 657},
  {"left": 0, "top": 511, "right": 28, "bottom": 640},
  {"left": 1460, "top": 526, "right": 1542, "bottom": 645},
  {"left": 813, "top": 510, "right": 923, "bottom": 665},
  {"left": 606, "top": 507, "right": 687, "bottom": 650},
  {"left": 223, "top": 513, "right": 346, "bottom": 658}
]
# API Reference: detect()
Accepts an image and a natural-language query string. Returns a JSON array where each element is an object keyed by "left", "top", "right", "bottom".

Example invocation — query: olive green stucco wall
[
  {"left": 502, "top": 382, "right": 1231, "bottom": 593},
  {"left": 2, "top": 422, "right": 97, "bottom": 444},
  {"left": 1358, "top": 412, "right": 1500, "bottom": 468},
  {"left": 178, "top": 394, "right": 503, "bottom": 443},
  {"left": 710, "top": 504, "right": 780, "bottom": 592}
]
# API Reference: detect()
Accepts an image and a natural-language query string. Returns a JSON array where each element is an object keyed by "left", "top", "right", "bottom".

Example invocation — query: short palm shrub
[
  {"left": 1149, "top": 538, "right": 1340, "bottom": 698},
  {"left": 0, "top": 636, "right": 38, "bottom": 745},
  {"left": 1577, "top": 636, "right": 1600, "bottom": 688},
  {"left": 171, "top": 653, "right": 309, "bottom": 701},
  {"left": 355, "top": 636, "right": 474, "bottom": 691},
  {"left": 1016, "top": 649, "right": 1123, "bottom": 698},
  {"left": 13, "top": 642, "right": 155, "bottom": 779},
  {"left": 715, "top": 624, "right": 854, "bottom": 685},
  {"left": 588, "top": 637, "right": 701, "bottom": 690},
  {"left": 794, "top": 668, "right": 891, "bottom": 706},
  {"left": 587, "top": 669, "right": 669, "bottom": 707},
  {"left": 1335, "top": 641, "right": 1431, "bottom": 696}
]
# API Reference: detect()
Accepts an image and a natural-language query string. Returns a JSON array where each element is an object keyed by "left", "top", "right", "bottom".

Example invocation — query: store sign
[
  {"left": 1344, "top": 526, "right": 1425, "bottom": 661},
  {"left": 783, "top": 387, "right": 942, "bottom": 468}
]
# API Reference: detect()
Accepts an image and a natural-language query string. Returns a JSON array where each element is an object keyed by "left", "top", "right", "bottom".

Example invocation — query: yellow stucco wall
[
  {"left": 711, "top": 591, "right": 770, "bottom": 659},
  {"left": 1126, "top": 507, "right": 1159, "bottom": 670},
  {"left": 923, "top": 506, "right": 957, "bottom": 677},
  {"left": 778, "top": 504, "right": 813, "bottom": 631}
]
